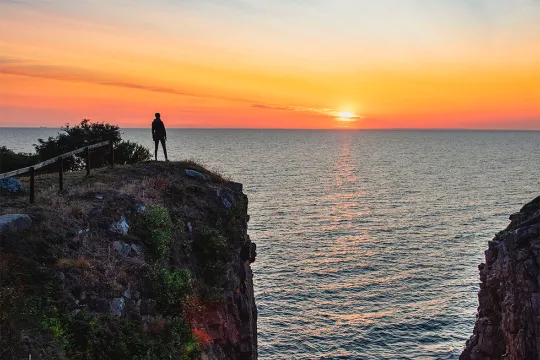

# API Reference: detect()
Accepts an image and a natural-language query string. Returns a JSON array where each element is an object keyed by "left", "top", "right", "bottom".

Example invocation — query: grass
[{"left": 136, "top": 205, "right": 173, "bottom": 260}]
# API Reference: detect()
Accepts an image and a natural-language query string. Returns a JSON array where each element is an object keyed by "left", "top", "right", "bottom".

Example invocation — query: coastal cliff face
[
  {"left": 461, "top": 196, "right": 540, "bottom": 360},
  {"left": 0, "top": 162, "right": 257, "bottom": 360}
]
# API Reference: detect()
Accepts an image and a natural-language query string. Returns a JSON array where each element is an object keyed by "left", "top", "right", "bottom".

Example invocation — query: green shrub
[
  {"left": 194, "top": 226, "right": 228, "bottom": 290},
  {"left": 59, "top": 312, "right": 200, "bottom": 360},
  {"left": 153, "top": 268, "right": 192, "bottom": 311},
  {"left": 196, "top": 226, "right": 227, "bottom": 259},
  {"left": 115, "top": 140, "right": 151, "bottom": 165},
  {"left": 139, "top": 205, "right": 173, "bottom": 259}
]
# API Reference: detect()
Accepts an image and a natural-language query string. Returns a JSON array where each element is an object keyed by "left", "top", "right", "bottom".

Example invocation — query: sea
[{"left": 2, "top": 128, "right": 540, "bottom": 359}]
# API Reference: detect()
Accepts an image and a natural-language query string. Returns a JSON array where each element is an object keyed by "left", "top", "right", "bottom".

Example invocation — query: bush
[
  {"left": 115, "top": 140, "right": 151, "bottom": 165},
  {"left": 1, "top": 120, "right": 149, "bottom": 173},
  {"left": 196, "top": 226, "right": 227, "bottom": 259},
  {"left": 34, "top": 119, "right": 120, "bottom": 171},
  {"left": 138, "top": 205, "right": 173, "bottom": 260},
  {"left": 195, "top": 226, "right": 228, "bottom": 289},
  {"left": 153, "top": 268, "right": 192, "bottom": 311},
  {"left": 0, "top": 146, "right": 40, "bottom": 173},
  {"left": 34, "top": 119, "right": 149, "bottom": 171},
  {"left": 57, "top": 312, "right": 200, "bottom": 360}
]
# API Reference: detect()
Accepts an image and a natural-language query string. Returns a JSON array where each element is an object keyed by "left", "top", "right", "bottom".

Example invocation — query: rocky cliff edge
[
  {"left": 0, "top": 161, "right": 257, "bottom": 360},
  {"left": 461, "top": 196, "right": 540, "bottom": 360}
]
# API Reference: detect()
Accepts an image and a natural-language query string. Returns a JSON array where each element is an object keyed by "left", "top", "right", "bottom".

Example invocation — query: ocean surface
[{"left": 2, "top": 128, "right": 540, "bottom": 359}]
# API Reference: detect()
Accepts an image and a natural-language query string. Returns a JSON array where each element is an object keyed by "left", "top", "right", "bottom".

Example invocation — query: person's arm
[
  {"left": 163, "top": 123, "right": 167, "bottom": 140},
  {"left": 152, "top": 122, "right": 156, "bottom": 140}
]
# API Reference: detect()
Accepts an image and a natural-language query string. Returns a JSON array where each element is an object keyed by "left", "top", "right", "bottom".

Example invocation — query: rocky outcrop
[
  {"left": 461, "top": 196, "right": 540, "bottom": 360},
  {"left": 0, "top": 162, "right": 257, "bottom": 360}
]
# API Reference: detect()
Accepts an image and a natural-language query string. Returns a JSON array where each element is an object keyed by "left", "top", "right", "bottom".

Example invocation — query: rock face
[
  {"left": 461, "top": 196, "right": 540, "bottom": 360},
  {"left": 201, "top": 186, "right": 258, "bottom": 360}
]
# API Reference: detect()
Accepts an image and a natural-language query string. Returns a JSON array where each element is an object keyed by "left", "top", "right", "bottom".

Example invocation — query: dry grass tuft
[{"left": 57, "top": 258, "right": 91, "bottom": 269}]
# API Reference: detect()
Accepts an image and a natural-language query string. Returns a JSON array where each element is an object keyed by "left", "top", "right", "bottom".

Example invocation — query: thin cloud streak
[
  {"left": 251, "top": 104, "right": 360, "bottom": 119},
  {"left": 0, "top": 62, "right": 252, "bottom": 103},
  {"left": 1, "top": 60, "right": 344, "bottom": 118}
]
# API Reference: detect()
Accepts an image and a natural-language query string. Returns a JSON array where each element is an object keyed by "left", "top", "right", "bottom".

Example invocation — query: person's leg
[
  {"left": 154, "top": 140, "right": 159, "bottom": 160},
  {"left": 161, "top": 139, "right": 168, "bottom": 161}
]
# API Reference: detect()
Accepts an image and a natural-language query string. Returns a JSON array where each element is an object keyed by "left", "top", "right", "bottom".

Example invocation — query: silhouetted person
[{"left": 152, "top": 113, "right": 168, "bottom": 161}]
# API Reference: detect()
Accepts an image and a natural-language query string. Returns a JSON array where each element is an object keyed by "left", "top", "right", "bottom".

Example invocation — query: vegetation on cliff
[
  {"left": 0, "top": 119, "right": 150, "bottom": 173},
  {"left": 0, "top": 161, "right": 257, "bottom": 360}
]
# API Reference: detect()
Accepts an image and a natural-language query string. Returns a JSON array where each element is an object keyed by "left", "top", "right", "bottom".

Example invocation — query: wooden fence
[{"left": 0, "top": 140, "right": 114, "bottom": 203}]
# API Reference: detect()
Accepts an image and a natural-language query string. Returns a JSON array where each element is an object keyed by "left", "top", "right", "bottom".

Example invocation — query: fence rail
[{"left": 0, "top": 140, "right": 114, "bottom": 203}]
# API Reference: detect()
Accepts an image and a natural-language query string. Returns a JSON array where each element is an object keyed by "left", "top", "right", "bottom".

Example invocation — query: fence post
[
  {"left": 58, "top": 156, "right": 64, "bottom": 191},
  {"left": 86, "top": 147, "right": 90, "bottom": 176},
  {"left": 109, "top": 140, "right": 115, "bottom": 168},
  {"left": 29, "top": 167, "right": 35, "bottom": 204}
]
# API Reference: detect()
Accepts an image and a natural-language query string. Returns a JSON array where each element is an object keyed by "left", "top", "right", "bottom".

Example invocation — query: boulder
[
  {"left": 217, "top": 188, "right": 236, "bottom": 209},
  {"left": 185, "top": 169, "right": 206, "bottom": 180},
  {"left": 110, "top": 297, "right": 125, "bottom": 316},
  {"left": 113, "top": 240, "right": 132, "bottom": 257},
  {"left": 123, "top": 289, "right": 132, "bottom": 300},
  {"left": 0, "top": 214, "right": 32, "bottom": 234},
  {"left": 130, "top": 243, "right": 143, "bottom": 256},
  {"left": 110, "top": 216, "right": 129, "bottom": 235},
  {"left": 0, "top": 177, "right": 24, "bottom": 193}
]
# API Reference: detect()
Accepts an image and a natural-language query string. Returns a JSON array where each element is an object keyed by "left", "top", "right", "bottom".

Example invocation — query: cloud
[
  {"left": 251, "top": 103, "right": 356, "bottom": 119},
  {"left": 1, "top": 58, "right": 342, "bottom": 119},
  {"left": 0, "top": 56, "right": 30, "bottom": 64},
  {"left": 0, "top": 60, "right": 255, "bottom": 103},
  {"left": 251, "top": 104, "right": 296, "bottom": 111}
]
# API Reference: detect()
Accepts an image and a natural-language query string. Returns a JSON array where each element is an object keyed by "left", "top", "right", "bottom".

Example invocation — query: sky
[{"left": 1, "top": 0, "right": 539, "bottom": 129}]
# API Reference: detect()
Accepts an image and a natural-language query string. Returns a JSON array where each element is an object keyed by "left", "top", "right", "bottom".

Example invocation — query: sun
[
  {"left": 336, "top": 111, "right": 360, "bottom": 122},
  {"left": 337, "top": 112, "right": 355, "bottom": 119}
]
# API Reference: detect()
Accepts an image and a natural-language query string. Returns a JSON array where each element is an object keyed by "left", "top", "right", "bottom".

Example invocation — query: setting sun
[
  {"left": 336, "top": 111, "right": 360, "bottom": 122},
  {"left": 0, "top": 0, "right": 539, "bottom": 130}
]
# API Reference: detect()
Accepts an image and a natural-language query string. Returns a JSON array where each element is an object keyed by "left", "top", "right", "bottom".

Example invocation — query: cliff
[
  {"left": 461, "top": 196, "right": 540, "bottom": 360},
  {"left": 0, "top": 161, "right": 257, "bottom": 360}
]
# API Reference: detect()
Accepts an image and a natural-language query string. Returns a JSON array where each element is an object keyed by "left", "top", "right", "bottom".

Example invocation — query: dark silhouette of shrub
[
  {"left": 0, "top": 146, "right": 40, "bottom": 173},
  {"left": 115, "top": 140, "right": 151, "bottom": 165},
  {"left": 34, "top": 119, "right": 150, "bottom": 171}
]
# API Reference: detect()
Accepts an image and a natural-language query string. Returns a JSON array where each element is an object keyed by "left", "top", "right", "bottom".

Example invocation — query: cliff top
[{"left": 0, "top": 161, "right": 257, "bottom": 360}]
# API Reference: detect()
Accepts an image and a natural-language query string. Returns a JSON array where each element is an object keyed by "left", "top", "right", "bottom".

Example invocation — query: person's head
[{"left": 155, "top": 112, "right": 161, "bottom": 119}]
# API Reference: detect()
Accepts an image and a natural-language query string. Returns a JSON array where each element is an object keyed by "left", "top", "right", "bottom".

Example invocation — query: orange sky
[{"left": 1, "top": 0, "right": 539, "bottom": 129}]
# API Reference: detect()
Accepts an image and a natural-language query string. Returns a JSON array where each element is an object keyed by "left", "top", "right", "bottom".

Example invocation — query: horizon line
[{"left": 1, "top": 127, "right": 540, "bottom": 132}]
